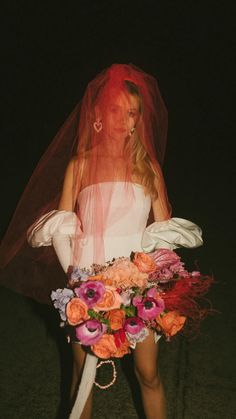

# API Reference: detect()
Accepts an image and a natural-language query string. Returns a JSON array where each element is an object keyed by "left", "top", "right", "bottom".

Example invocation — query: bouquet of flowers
[{"left": 51, "top": 249, "right": 212, "bottom": 359}]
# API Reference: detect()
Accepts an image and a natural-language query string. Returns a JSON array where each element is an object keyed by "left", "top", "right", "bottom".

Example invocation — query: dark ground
[{"left": 1, "top": 1, "right": 235, "bottom": 418}]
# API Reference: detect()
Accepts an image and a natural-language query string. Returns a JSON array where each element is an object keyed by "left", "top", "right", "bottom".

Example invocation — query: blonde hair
[
  {"left": 129, "top": 133, "right": 158, "bottom": 200},
  {"left": 75, "top": 80, "right": 159, "bottom": 200},
  {"left": 124, "top": 80, "right": 158, "bottom": 199}
]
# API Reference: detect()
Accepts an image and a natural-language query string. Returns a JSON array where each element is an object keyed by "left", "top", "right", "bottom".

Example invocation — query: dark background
[
  {"left": 1, "top": 1, "right": 235, "bottom": 418},
  {"left": 2, "top": 1, "right": 234, "bottom": 235}
]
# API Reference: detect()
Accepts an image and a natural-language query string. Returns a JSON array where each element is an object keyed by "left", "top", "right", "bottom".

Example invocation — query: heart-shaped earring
[
  {"left": 93, "top": 120, "right": 103, "bottom": 133},
  {"left": 130, "top": 127, "right": 135, "bottom": 136}
]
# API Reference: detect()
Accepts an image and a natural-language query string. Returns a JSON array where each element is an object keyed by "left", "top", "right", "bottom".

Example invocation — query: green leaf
[
  {"left": 87, "top": 309, "right": 98, "bottom": 318},
  {"left": 124, "top": 305, "right": 136, "bottom": 317},
  {"left": 100, "top": 318, "right": 110, "bottom": 325}
]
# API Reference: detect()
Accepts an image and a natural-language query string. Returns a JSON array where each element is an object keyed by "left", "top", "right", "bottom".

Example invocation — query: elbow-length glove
[
  {"left": 142, "top": 217, "right": 203, "bottom": 253},
  {"left": 27, "top": 210, "right": 79, "bottom": 272},
  {"left": 27, "top": 210, "right": 97, "bottom": 419}
]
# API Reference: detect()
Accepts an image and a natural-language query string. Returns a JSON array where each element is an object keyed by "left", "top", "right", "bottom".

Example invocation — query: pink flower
[
  {"left": 150, "top": 249, "right": 180, "bottom": 270},
  {"left": 159, "top": 268, "right": 173, "bottom": 280},
  {"left": 132, "top": 295, "right": 142, "bottom": 305},
  {"left": 169, "top": 261, "right": 185, "bottom": 273},
  {"left": 146, "top": 287, "right": 157, "bottom": 298},
  {"left": 124, "top": 317, "right": 145, "bottom": 335},
  {"left": 133, "top": 296, "right": 165, "bottom": 320},
  {"left": 75, "top": 280, "right": 105, "bottom": 308},
  {"left": 75, "top": 319, "right": 107, "bottom": 345}
]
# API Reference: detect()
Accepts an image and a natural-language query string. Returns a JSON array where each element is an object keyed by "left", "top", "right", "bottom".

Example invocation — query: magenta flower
[
  {"left": 146, "top": 287, "right": 156, "bottom": 298},
  {"left": 132, "top": 295, "right": 142, "bottom": 306},
  {"left": 75, "top": 319, "right": 107, "bottom": 345},
  {"left": 124, "top": 317, "right": 145, "bottom": 335},
  {"left": 134, "top": 297, "right": 165, "bottom": 320},
  {"left": 75, "top": 281, "right": 105, "bottom": 308}
]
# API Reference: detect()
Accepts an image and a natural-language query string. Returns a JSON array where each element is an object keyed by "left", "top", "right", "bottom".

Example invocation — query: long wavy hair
[{"left": 75, "top": 78, "right": 160, "bottom": 200}]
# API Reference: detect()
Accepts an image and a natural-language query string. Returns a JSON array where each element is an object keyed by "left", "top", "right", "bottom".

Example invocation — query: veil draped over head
[{"left": 0, "top": 64, "right": 171, "bottom": 304}]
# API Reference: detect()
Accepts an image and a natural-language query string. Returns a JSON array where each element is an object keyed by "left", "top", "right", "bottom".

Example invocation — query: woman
[{"left": 1, "top": 64, "right": 203, "bottom": 419}]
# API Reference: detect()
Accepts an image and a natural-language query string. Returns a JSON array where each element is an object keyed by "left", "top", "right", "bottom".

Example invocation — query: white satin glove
[
  {"left": 142, "top": 217, "right": 203, "bottom": 253},
  {"left": 27, "top": 210, "right": 79, "bottom": 273}
]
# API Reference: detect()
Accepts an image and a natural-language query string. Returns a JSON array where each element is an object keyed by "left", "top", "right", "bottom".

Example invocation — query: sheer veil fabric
[{"left": 0, "top": 64, "right": 171, "bottom": 304}]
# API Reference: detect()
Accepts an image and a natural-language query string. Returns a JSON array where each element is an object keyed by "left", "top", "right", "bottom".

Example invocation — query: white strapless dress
[
  {"left": 27, "top": 181, "right": 204, "bottom": 419},
  {"left": 76, "top": 182, "right": 151, "bottom": 268}
]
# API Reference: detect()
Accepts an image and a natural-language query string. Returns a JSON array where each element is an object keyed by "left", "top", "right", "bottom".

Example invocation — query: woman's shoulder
[{"left": 67, "top": 153, "right": 88, "bottom": 171}]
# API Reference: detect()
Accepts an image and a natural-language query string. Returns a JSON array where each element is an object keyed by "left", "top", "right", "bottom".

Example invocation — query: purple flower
[
  {"left": 75, "top": 319, "right": 107, "bottom": 345},
  {"left": 51, "top": 288, "right": 74, "bottom": 321},
  {"left": 75, "top": 281, "right": 105, "bottom": 308},
  {"left": 70, "top": 266, "right": 91, "bottom": 281},
  {"left": 134, "top": 297, "right": 165, "bottom": 320},
  {"left": 124, "top": 317, "right": 145, "bottom": 335}
]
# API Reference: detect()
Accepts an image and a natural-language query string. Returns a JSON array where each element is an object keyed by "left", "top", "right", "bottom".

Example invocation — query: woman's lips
[{"left": 115, "top": 128, "right": 127, "bottom": 133}]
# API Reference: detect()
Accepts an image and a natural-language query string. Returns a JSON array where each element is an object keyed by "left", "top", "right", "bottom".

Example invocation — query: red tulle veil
[{"left": 0, "top": 63, "right": 171, "bottom": 304}]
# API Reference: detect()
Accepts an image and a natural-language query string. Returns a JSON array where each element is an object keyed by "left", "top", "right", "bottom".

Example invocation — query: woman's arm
[
  {"left": 151, "top": 177, "right": 171, "bottom": 222},
  {"left": 58, "top": 158, "right": 78, "bottom": 211},
  {"left": 144, "top": 178, "right": 203, "bottom": 252}
]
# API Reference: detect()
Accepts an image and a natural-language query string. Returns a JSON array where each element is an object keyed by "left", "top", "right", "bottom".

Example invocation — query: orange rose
[
  {"left": 66, "top": 297, "right": 89, "bottom": 326},
  {"left": 88, "top": 274, "right": 114, "bottom": 286},
  {"left": 92, "top": 334, "right": 117, "bottom": 359},
  {"left": 105, "top": 309, "right": 126, "bottom": 330},
  {"left": 102, "top": 258, "right": 148, "bottom": 289},
  {"left": 94, "top": 286, "right": 122, "bottom": 312},
  {"left": 133, "top": 252, "right": 157, "bottom": 273},
  {"left": 156, "top": 311, "right": 186, "bottom": 337},
  {"left": 87, "top": 275, "right": 104, "bottom": 281},
  {"left": 113, "top": 338, "right": 130, "bottom": 358}
]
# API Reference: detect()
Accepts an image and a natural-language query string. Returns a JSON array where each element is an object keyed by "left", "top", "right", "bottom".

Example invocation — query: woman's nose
[{"left": 118, "top": 110, "right": 127, "bottom": 124}]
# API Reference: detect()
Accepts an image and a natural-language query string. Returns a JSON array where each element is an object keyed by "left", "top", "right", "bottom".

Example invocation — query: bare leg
[
  {"left": 70, "top": 343, "right": 93, "bottom": 419},
  {"left": 133, "top": 333, "right": 166, "bottom": 419}
]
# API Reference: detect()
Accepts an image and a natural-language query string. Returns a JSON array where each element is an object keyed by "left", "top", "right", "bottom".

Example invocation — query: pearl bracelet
[{"left": 94, "top": 360, "right": 117, "bottom": 389}]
